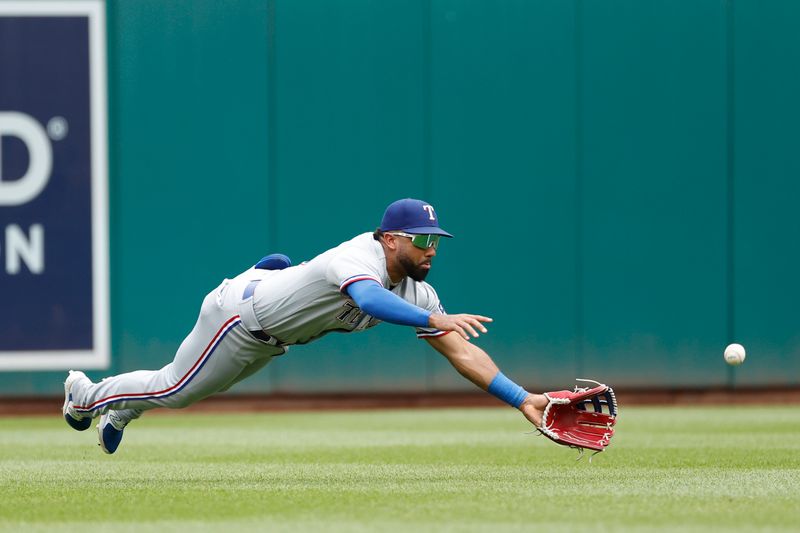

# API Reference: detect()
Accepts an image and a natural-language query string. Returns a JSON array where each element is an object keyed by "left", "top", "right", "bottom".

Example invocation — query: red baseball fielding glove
[{"left": 538, "top": 379, "right": 618, "bottom": 454}]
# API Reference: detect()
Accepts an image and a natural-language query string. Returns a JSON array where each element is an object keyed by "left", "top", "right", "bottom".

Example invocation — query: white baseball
[{"left": 724, "top": 343, "right": 746, "bottom": 366}]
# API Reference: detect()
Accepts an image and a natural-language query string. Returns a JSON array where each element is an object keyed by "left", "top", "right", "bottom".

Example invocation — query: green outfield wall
[{"left": 2, "top": 0, "right": 798, "bottom": 395}]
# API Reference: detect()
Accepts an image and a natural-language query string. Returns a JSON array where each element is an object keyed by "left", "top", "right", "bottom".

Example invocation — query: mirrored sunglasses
[{"left": 388, "top": 232, "right": 441, "bottom": 250}]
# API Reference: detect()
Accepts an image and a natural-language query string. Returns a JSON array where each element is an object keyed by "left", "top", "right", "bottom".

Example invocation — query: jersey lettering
[
  {"left": 336, "top": 301, "right": 362, "bottom": 325},
  {"left": 336, "top": 301, "right": 380, "bottom": 330}
]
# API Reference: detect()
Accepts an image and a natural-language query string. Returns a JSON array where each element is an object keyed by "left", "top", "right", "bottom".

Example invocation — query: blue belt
[
  {"left": 242, "top": 280, "right": 260, "bottom": 300},
  {"left": 241, "top": 279, "right": 285, "bottom": 346}
]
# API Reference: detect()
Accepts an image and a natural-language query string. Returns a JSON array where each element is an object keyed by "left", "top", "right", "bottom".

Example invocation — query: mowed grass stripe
[{"left": 1, "top": 407, "right": 799, "bottom": 531}]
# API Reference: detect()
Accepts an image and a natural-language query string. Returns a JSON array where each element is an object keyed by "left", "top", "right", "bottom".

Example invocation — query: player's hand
[
  {"left": 518, "top": 394, "right": 548, "bottom": 428},
  {"left": 428, "top": 313, "right": 492, "bottom": 340}
]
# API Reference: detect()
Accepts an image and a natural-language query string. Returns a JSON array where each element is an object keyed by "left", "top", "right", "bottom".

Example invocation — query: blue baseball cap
[{"left": 379, "top": 198, "right": 453, "bottom": 237}]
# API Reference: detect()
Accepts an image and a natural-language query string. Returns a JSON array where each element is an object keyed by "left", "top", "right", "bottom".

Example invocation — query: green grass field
[{"left": 1, "top": 406, "right": 798, "bottom": 532}]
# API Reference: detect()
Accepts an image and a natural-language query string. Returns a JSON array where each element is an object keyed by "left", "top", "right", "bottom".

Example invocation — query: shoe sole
[
  {"left": 63, "top": 371, "right": 92, "bottom": 431},
  {"left": 97, "top": 414, "right": 122, "bottom": 454},
  {"left": 97, "top": 418, "right": 111, "bottom": 454}
]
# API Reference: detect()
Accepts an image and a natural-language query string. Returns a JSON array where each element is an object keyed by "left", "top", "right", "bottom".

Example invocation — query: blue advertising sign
[{"left": 0, "top": 1, "right": 108, "bottom": 370}]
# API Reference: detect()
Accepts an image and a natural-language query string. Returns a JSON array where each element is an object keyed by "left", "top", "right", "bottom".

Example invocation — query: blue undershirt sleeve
[{"left": 346, "top": 280, "right": 432, "bottom": 328}]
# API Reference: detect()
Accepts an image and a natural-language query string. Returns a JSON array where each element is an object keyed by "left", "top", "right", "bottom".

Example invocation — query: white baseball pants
[{"left": 70, "top": 273, "right": 285, "bottom": 425}]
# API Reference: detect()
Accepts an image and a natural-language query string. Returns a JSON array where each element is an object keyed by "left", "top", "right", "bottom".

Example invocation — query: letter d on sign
[{"left": 0, "top": 112, "right": 53, "bottom": 206}]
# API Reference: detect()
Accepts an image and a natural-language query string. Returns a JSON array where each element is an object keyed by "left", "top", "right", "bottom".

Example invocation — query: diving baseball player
[{"left": 62, "top": 198, "right": 616, "bottom": 455}]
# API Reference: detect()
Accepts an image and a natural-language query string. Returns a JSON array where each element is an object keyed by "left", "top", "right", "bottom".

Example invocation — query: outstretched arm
[
  {"left": 425, "top": 332, "right": 548, "bottom": 427},
  {"left": 346, "top": 280, "right": 492, "bottom": 337}
]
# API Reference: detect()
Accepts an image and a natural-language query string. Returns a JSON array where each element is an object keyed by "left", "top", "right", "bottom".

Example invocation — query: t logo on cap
[{"left": 379, "top": 198, "right": 453, "bottom": 238}]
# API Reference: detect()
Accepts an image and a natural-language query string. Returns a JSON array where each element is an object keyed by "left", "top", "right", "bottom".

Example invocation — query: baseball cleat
[
  {"left": 97, "top": 411, "right": 127, "bottom": 454},
  {"left": 63, "top": 370, "right": 92, "bottom": 431}
]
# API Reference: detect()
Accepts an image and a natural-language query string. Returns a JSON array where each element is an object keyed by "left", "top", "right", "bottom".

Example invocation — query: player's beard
[{"left": 398, "top": 252, "right": 431, "bottom": 282}]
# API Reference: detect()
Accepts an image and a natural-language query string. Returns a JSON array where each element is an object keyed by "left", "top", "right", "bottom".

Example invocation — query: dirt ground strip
[{"left": 4, "top": 386, "right": 800, "bottom": 416}]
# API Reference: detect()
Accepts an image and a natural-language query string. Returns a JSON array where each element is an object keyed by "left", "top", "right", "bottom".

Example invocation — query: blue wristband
[{"left": 487, "top": 371, "right": 528, "bottom": 408}]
